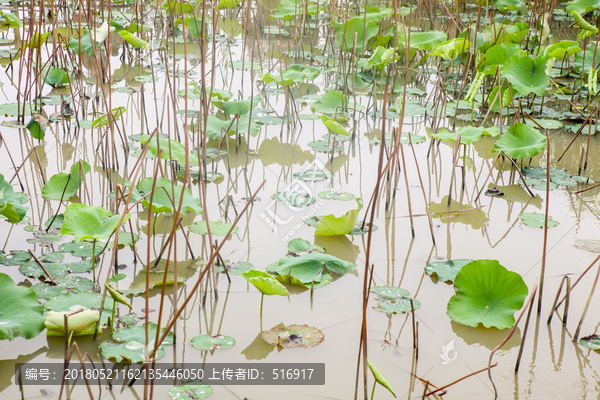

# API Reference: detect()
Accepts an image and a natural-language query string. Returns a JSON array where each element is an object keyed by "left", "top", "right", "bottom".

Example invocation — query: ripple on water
[{"left": 573, "top": 239, "right": 600, "bottom": 253}]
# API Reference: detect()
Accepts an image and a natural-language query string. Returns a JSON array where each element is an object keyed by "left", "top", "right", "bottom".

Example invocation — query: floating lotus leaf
[
  {"left": 140, "top": 135, "right": 186, "bottom": 165},
  {"left": 262, "top": 324, "right": 324, "bottom": 348},
  {"left": 308, "top": 140, "right": 340, "bottom": 153},
  {"left": 425, "top": 259, "right": 473, "bottom": 283},
  {"left": 518, "top": 212, "right": 559, "bottom": 228},
  {"left": 267, "top": 253, "right": 355, "bottom": 287},
  {"left": 293, "top": 169, "right": 333, "bottom": 182},
  {"left": 133, "top": 178, "right": 202, "bottom": 214},
  {"left": 243, "top": 270, "right": 290, "bottom": 296},
  {"left": 350, "top": 222, "right": 378, "bottom": 235},
  {"left": 315, "top": 198, "right": 363, "bottom": 236},
  {"left": 272, "top": 191, "right": 316, "bottom": 207},
  {"left": 433, "top": 125, "right": 498, "bottom": 145},
  {"left": 518, "top": 177, "right": 558, "bottom": 190},
  {"left": 525, "top": 118, "right": 563, "bottom": 130},
  {"left": 500, "top": 54, "right": 550, "bottom": 97},
  {"left": 311, "top": 90, "right": 347, "bottom": 114},
  {"left": 189, "top": 220, "right": 239, "bottom": 236},
  {"left": 19, "top": 262, "right": 69, "bottom": 280},
  {"left": 317, "top": 191, "right": 355, "bottom": 201},
  {"left": 374, "top": 297, "right": 421, "bottom": 314},
  {"left": 99, "top": 322, "right": 174, "bottom": 363},
  {"left": 0, "top": 273, "right": 45, "bottom": 340},
  {"left": 580, "top": 334, "right": 600, "bottom": 350},
  {"left": 262, "top": 65, "right": 321, "bottom": 86},
  {"left": 494, "top": 0, "right": 525, "bottom": 11},
  {"left": 447, "top": 260, "right": 528, "bottom": 329},
  {"left": 370, "top": 286, "right": 410, "bottom": 300},
  {"left": 45, "top": 309, "right": 100, "bottom": 336},
  {"left": 59, "top": 240, "right": 94, "bottom": 257},
  {"left": 44, "top": 292, "right": 114, "bottom": 325},
  {"left": 61, "top": 203, "right": 130, "bottom": 242},
  {"left": 0, "top": 250, "right": 32, "bottom": 266},
  {"left": 190, "top": 334, "right": 236, "bottom": 350},
  {"left": 493, "top": 123, "right": 547, "bottom": 159},
  {"left": 0, "top": 173, "right": 28, "bottom": 223},
  {"left": 214, "top": 260, "right": 254, "bottom": 274},
  {"left": 168, "top": 383, "right": 212, "bottom": 400},
  {"left": 287, "top": 238, "right": 325, "bottom": 254}
]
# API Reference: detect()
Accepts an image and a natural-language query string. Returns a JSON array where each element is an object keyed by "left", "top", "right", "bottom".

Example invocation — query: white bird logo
[{"left": 439, "top": 339, "right": 457, "bottom": 364}]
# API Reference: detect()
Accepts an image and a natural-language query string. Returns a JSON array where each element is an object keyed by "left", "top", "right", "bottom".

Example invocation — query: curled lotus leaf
[{"left": 262, "top": 324, "right": 324, "bottom": 348}]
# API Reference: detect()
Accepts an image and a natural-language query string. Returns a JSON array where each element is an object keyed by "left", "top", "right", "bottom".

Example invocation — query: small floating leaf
[
  {"left": 518, "top": 212, "right": 559, "bottom": 228},
  {"left": 168, "top": 383, "right": 212, "bottom": 400},
  {"left": 425, "top": 259, "right": 473, "bottom": 283},
  {"left": 189, "top": 220, "right": 239, "bottom": 236},
  {"left": 190, "top": 334, "right": 236, "bottom": 350},
  {"left": 262, "top": 324, "right": 324, "bottom": 348}
]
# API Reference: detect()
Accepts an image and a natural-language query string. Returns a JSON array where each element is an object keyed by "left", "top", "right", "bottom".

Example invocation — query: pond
[{"left": 1, "top": 0, "right": 600, "bottom": 399}]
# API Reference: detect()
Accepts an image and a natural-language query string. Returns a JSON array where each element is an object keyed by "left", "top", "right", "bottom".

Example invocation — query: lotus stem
[{"left": 260, "top": 293, "right": 264, "bottom": 317}]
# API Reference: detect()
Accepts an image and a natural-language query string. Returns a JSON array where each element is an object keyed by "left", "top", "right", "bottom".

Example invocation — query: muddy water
[{"left": 0, "top": 4, "right": 599, "bottom": 400}]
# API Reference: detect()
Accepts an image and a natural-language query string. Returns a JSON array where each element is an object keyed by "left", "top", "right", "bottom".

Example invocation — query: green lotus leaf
[
  {"left": 263, "top": 65, "right": 321, "bottom": 86},
  {"left": 544, "top": 40, "right": 581, "bottom": 59},
  {"left": 317, "top": 190, "right": 355, "bottom": 201},
  {"left": 524, "top": 118, "right": 562, "bottom": 130},
  {"left": 42, "top": 161, "right": 91, "bottom": 200},
  {"left": 311, "top": 90, "right": 347, "bottom": 114},
  {"left": 45, "top": 309, "right": 100, "bottom": 336},
  {"left": 168, "top": 383, "right": 212, "bottom": 399},
  {"left": 308, "top": 140, "right": 340, "bottom": 153},
  {"left": 493, "top": 123, "right": 547, "bottom": 159},
  {"left": 431, "top": 38, "right": 470, "bottom": 60},
  {"left": 268, "top": 253, "right": 355, "bottom": 284},
  {"left": 287, "top": 238, "right": 325, "bottom": 254},
  {"left": 119, "top": 30, "right": 149, "bottom": 49},
  {"left": 161, "top": 0, "right": 193, "bottom": 14},
  {"left": 189, "top": 220, "right": 239, "bottom": 236},
  {"left": 367, "top": 46, "right": 398, "bottom": 68},
  {"left": 59, "top": 240, "right": 95, "bottom": 257},
  {"left": 575, "top": 46, "right": 600, "bottom": 74},
  {"left": 320, "top": 115, "right": 350, "bottom": 136},
  {"left": 214, "top": 260, "right": 254, "bottom": 275},
  {"left": 500, "top": 54, "right": 550, "bottom": 97},
  {"left": 0, "top": 273, "right": 45, "bottom": 340},
  {"left": 262, "top": 324, "right": 324, "bottom": 348},
  {"left": 315, "top": 198, "right": 363, "bottom": 236},
  {"left": 223, "top": 94, "right": 260, "bottom": 115},
  {"left": 518, "top": 212, "right": 559, "bottom": 228},
  {"left": 580, "top": 334, "right": 600, "bottom": 350},
  {"left": 26, "top": 115, "right": 45, "bottom": 140},
  {"left": 242, "top": 270, "right": 290, "bottom": 296},
  {"left": 447, "top": 260, "right": 528, "bottom": 329},
  {"left": 0, "top": 250, "right": 32, "bottom": 266},
  {"left": 44, "top": 291, "right": 114, "bottom": 326},
  {"left": 425, "top": 259, "right": 473, "bottom": 283},
  {"left": 140, "top": 135, "right": 187, "bottom": 165},
  {"left": 61, "top": 203, "right": 130, "bottom": 242},
  {"left": 401, "top": 30, "right": 447, "bottom": 51},
  {"left": 190, "top": 334, "right": 236, "bottom": 350},
  {"left": 133, "top": 177, "right": 202, "bottom": 214},
  {"left": 374, "top": 297, "right": 421, "bottom": 314},
  {"left": 494, "top": 0, "right": 525, "bottom": 11},
  {"left": 293, "top": 169, "right": 334, "bottom": 182},
  {"left": 44, "top": 68, "right": 69, "bottom": 88},
  {"left": 100, "top": 322, "right": 173, "bottom": 363},
  {"left": 370, "top": 286, "right": 410, "bottom": 300},
  {"left": 184, "top": 16, "right": 206, "bottom": 39},
  {"left": 433, "top": 125, "right": 498, "bottom": 145},
  {"left": 483, "top": 43, "right": 523, "bottom": 74},
  {"left": 0, "top": 173, "right": 28, "bottom": 223},
  {"left": 19, "top": 262, "right": 69, "bottom": 280},
  {"left": 93, "top": 107, "right": 126, "bottom": 128},
  {"left": 333, "top": 17, "right": 379, "bottom": 53},
  {"left": 272, "top": 191, "right": 316, "bottom": 207},
  {"left": 566, "top": 0, "right": 600, "bottom": 14}
]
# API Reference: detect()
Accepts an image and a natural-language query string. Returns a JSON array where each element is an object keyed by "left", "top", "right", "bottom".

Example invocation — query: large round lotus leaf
[
  {"left": 19, "top": 262, "right": 69, "bottom": 280},
  {"left": 0, "top": 250, "right": 32, "bottom": 266},
  {"left": 311, "top": 90, "right": 346, "bottom": 114},
  {"left": 425, "top": 259, "right": 473, "bottom": 283},
  {"left": 403, "top": 31, "right": 447, "bottom": 51},
  {"left": 580, "top": 334, "right": 600, "bottom": 350},
  {"left": 262, "top": 324, "right": 324, "bottom": 348},
  {"left": 484, "top": 43, "right": 523, "bottom": 66},
  {"left": 168, "top": 383, "right": 212, "bottom": 399},
  {"left": 189, "top": 220, "right": 239, "bottom": 236},
  {"left": 374, "top": 298, "right": 421, "bottom": 314},
  {"left": 370, "top": 286, "right": 410, "bottom": 300},
  {"left": 61, "top": 203, "right": 130, "bottom": 242},
  {"left": 500, "top": 54, "right": 549, "bottom": 97},
  {"left": 493, "top": 123, "right": 547, "bottom": 159},
  {"left": 59, "top": 240, "right": 95, "bottom": 257},
  {"left": 0, "top": 273, "right": 45, "bottom": 340},
  {"left": 190, "top": 334, "right": 236, "bottom": 350},
  {"left": 242, "top": 270, "right": 290, "bottom": 296},
  {"left": 566, "top": 0, "right": 600, "bottom": 14},
  {"left": 100, "top": 322, "right": 174, "bottom": 363},
  {"left": 447, "top": 260, "right": 528, "bottom": 329},
  {"left": 518, "top": 212, "right": 559, "bottom": 228},
  {"left": 267, "top": 253, "right": 355, "bottom": 285}
]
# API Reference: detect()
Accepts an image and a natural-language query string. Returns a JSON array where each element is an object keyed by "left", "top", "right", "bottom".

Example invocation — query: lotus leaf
[
  {"left": 425, "top": 259, "right": 473, "bottom": 283},
  {"left": 262, "top": 324, "right": 324, "bottom": 348},
  {"left": 431, "top": 38, "right": 470, "bottom": 60},
  {"left": 133, "top": 177, "right": 202, "bottom": 214},
  {"left": 293, "top": 169, "right": 333, "bottom": 182},
  {"left": 493, "top": 123, "right": 547, "bottom": 159},
  {"left": 0, "top": 174, "right": 28, "bottom": 223},
  {"left": 315, "top": 198, "right": 363, "bottom": 236},
  {"left": 580, "top": 334, "right": 600, "bottom": 350},
  {"left": 42, "top": 161, "right": 91, "bottom": 201},
  {"left": 518, "top": 212, "right": 559, "bottom": 228},
  {"left": 333, "top": 18, "right": 379, "bottom": 54},
  {"left": 272, "top": 191, "right": 316, "bottom": 207},
  {"left": 0, "top": 250, "right": 31, "bottom": 266},
  {"left": 190, "top": 334, "right": 236, "bottom": 350},
  {"left": 0, "top": 273, "right": 45, "bottom": 340},
  {"left": 189, "top": 220, "right": 239, "bottom": 236},
  {"left": 447, "top": 260, "right": 528, "bottom": 329},
  {"left": 500, "top": 54, "right": 550, "bottom": 97},
  {"left": 287, "top": 238, "right": 324, "bottom": 254},
  {"left": 268, "top": 253, "right": 355, "bottom": 286},
  {"left": 567, "top": 0, "right": 600, "bottom": 14},
  {"left": 317, "top": 191, "right": 355, "bottom": 201},
  {"left": 140, "top": 135, "right": 187, "bottom": 165},
  {"left": 311, "top": 90, "right": 347, "bottom": 114},
  {"left": 370, "top": 286, "right": 410, "bottom": 300},
  {"left": 45, "top": 309, "right": 100, "bottom": 336},
  {"left": 61, "top": 203, "right": 130, "bottom": 242},
  {"left": 243, "top": 270, "right": 290, "bottom": 296},
  {"left": 168, "top": 383, "right": 212, "bottom": 399}
]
